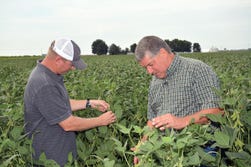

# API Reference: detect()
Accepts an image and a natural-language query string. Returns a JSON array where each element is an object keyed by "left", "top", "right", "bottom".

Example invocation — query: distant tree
[
  {"left": 169, "top": 39, "right": 178, "bottom": 51},
  {"left": 164, "top": 39, "right": 171, "bottom": 46},
  {"left": 109, "top": 44, "right": 121, "bottom": 55},
  {"left": 121, "top": 47, "right": 129, "bottom": 54},
  {"left": 193, "top": 43, "right": 201, "bottom": 52},
  {"left": 125, "top": 47, "right": 129, "bottom": 53},
  {"left": 130, "top": 43, "right": 137, "bottom": 53},
  {"left": 169, "top": 39, "right": 192, "bottom": 52},
  {"left": 164, "top": 39, "right": 175, "bottom": 52},
  {"left": 91, "top": 39, "right": 108, "bottom": 55},
  {"left": 182, "top": 40, "right": 192, "bottom": 52}
]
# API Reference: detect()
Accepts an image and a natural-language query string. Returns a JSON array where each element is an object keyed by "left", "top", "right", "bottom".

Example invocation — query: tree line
[{"left": 92, "top": 38, "right": 201, "bottom": 55}]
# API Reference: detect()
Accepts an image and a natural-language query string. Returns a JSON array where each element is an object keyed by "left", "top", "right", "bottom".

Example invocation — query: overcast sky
[{"left": 0, "top": 0, "right": 250, "bottom": 56}]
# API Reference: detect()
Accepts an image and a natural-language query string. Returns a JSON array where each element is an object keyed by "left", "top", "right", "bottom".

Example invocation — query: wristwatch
[{"left": 86, "top": 99, "right": 91, "bottom": 108}]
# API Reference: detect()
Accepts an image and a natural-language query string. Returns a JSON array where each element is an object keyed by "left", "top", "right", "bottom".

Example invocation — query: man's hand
[
  {"left": 131, "top": 146, "right": 139, "bottom": 165},
  {"left": 98, "top": 111, "right": 116, "bottom": 126},
  {"left": 131, "top": 123, "right": 150, "bottom": 165},
  {"left": 151, "top": 108, "right": 223, "bottom": 130},
  {"left": 152, "top": 113, "right": 189, "bottom": 130},
  {"left": 90, "top": 100, "right": 110, "bottom": 112}
]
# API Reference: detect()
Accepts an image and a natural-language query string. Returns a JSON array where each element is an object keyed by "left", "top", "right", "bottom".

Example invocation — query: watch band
[{"left": 86, "top": 99, "right": 91, "bottom": 108}]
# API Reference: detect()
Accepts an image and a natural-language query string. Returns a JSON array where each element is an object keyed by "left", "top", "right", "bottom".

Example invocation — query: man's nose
[
  {"left": 147, "top": 66, "right": 153, "bottom": 74},
  {"left": 71, "top": 66, "right": 76, "bottom": 70}
]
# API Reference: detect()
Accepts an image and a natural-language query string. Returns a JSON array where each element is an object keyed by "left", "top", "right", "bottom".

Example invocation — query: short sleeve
[
  {"left": 193, "top": 64, "right": 221, "bottom": 110},
  {"left": 34, "top": 85, "right": 72, "bottom": 125}
]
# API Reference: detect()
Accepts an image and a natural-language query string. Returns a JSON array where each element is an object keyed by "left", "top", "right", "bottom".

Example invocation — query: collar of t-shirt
[{"left": 37, "top": 60, "right": 64, "bottom": 82}]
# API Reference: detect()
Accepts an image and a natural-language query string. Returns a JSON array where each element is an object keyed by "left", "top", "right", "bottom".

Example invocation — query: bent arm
[
  {"left": 59, "top": 111, "right": 116, "bottom": 131},
  {"left": 184, "top": 107, "right": 223, "bottom": 125},
  {"left": 152, "top": 108, "right": 223, "bottom": 130},
  {"left": 69, "top": 99, "right": 110, "bottom": 112},
  {"left": 59, "top": 115, "right": 101, "bottom": 131}
]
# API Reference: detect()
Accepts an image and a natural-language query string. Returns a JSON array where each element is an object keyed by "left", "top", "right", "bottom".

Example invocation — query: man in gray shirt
[
  {"left": 133, "top": 35, "right": 223, "bottom": 164},
  {"left": 24, "top": 38, "right": 116, "bottom": 166}
]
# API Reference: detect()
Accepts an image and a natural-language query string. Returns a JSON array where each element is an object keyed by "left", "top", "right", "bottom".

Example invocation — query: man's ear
[
  {"left": 55, "top": 55, "right": 63, "bottom": 66},
  {"left": 56, "top": 55, "right": 63, "bottom": 62},
  {"left": 55, "top": 55, "right": 61, "bottom": 61},
  {"left": 159, "top": 48, "right": 168, "bottom": 56}
]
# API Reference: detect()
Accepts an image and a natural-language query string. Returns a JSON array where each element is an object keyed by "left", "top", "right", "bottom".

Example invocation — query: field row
[{"left": 0, "top": 51, "right": 250, "bottom": 166}]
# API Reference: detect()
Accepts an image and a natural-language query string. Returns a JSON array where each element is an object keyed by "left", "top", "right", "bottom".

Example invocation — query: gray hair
[{"left": 135, "top": 36, "right": 172, "bottom": 61}]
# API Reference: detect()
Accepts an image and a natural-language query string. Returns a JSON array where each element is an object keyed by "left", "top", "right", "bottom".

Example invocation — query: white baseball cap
[{"left": 53, "top": 38, "right": 87, "bottom": 70}]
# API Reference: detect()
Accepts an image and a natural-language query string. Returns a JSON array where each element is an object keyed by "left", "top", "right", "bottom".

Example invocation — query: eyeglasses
[{"left": 61, "top": 57, "right": 73, "bottom": 67}]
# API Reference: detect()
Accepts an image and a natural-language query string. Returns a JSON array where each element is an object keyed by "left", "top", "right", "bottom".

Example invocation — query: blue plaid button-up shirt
[{"left": 148, "top": 54, "right": 220, "bottom": 120}]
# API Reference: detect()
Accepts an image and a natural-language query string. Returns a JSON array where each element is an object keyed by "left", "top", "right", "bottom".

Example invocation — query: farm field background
[{"left": 0, "top": 51, "right": 251, "bottom": 166}]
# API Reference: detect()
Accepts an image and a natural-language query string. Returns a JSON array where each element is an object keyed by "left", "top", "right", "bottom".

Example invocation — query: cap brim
[{"left": 72, "top": 59, "right": 87, "bottom": 70}]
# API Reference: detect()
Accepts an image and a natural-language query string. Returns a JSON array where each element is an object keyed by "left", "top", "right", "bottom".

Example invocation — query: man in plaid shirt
[{"left": 135, "top": 35, "right": 223, "bottom": 131}]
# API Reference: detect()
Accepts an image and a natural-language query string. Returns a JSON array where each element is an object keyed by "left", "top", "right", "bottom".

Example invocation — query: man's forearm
[
  {"left": 185, "top": 108, "right": 223, "bottom": 125},
  {"left": 150, "top": 108, "right": 223, "bottom": 130},
  {"left": 59, "top": 115, "right": 101, "bottom": 131},
  {"left": 69, "top": 99, "right": 87, "bottom": 111}
]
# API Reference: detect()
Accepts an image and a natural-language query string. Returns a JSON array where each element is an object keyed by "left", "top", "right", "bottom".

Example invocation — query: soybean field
[{"left": 0, "top": 51, "right": 251, "bottom": 167}]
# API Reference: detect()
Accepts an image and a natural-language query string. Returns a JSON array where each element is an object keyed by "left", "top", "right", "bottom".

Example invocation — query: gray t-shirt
[{"left": 24, "top": 62, "right": 77, "bottom": 166}]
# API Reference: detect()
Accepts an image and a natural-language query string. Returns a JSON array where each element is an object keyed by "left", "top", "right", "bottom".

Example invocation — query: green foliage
[
  {"left": 0, "top": 51, "right": 250, "bottom": 166},
  {"left": 130, "top": 43, "right": 137, "bottom": 53},
  {"left": 109, "top": 43, "right": 121, "bottom": 55},
  {"left": 193, "top": 43, "right": 201, "bottom": 52},
  {"left": 91, "top": 39, "right": 108, "bottom": 55},
  {"left": 165, "top": 39, "right": 192, "bottom": 52}
]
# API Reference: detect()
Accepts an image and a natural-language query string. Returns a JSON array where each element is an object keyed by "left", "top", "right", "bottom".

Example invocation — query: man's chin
[{"left": 155, "top": 75, "right": 166, "bottom": 79}]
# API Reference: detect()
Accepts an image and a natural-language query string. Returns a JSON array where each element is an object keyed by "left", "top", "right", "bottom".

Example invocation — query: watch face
[{"left": 86, "top": 100, "right": 91, "bottom": 108}]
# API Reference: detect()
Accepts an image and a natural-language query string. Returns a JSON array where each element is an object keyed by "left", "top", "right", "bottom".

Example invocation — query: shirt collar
[
  {"left": 37, "top": 60, "right": 64, "bottom": 82},
  {"left": 165, "top": 54, "right": 181, "bottom": 79},
  {"left": 152, "top": 54, "right": 181, "bottom": 84}
]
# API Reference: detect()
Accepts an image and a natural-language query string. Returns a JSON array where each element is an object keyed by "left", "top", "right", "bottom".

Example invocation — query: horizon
[{"left": 1, "top": 48, "right": 249, "bottom": 57}]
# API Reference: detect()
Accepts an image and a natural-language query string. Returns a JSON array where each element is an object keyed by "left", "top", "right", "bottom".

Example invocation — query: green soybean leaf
[
  {"left": 115, "top": 123, "right": 131, "bottom": 134},
  {"left": 103, "top": 158, "right": 115, "bottom": 167},
  {"left": 214, "top": 131, "right": 230, "bottom": 148},
  {"left": 10, "top": 126, "right": 23, "bottom": 140},
  {"left": 207, "top": 113, "right": 225, "bottom": 124},
  {"left": 196, "top": 146, "right": 216, "bottom": 162},
  {"left": 184, "top": 152, "right": 200, "bottom": 166},
  {"left": 225, "top": 151, "right": 251, "bottom": 160},
  {"left": 132, "top": 125, "right": 143, "bottom": 134}
]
